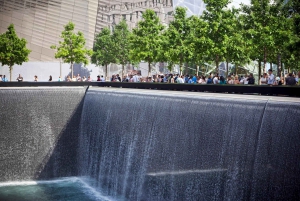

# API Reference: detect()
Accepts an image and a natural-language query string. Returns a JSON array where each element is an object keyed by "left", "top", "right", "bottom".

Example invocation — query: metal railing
[{"left": 0, "top": 82, "right": 299, "bottom": 97}]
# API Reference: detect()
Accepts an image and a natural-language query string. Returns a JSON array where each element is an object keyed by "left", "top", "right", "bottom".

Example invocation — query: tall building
[
  {"left": 0, "top": 0, "right": 99, "bottom": 61},
  {"left": 173, "top": 0, "right": 206, "bottom": 16},
  {"left": 0, "top": 0, "right": 205, "bottom": 80},
  {"left": 0, "top": 0, "right": 174, "bottom": 62}
]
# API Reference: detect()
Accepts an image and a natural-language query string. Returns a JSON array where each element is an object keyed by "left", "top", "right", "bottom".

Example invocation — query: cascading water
[
  {"left": 77, "top": 88, "right": 300, "bottom": 200},
  {"left": 0, "top": 87, "right": 300, "bottom": 201}
]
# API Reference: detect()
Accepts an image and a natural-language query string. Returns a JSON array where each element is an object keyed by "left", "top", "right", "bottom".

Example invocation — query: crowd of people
[
  {"left": 116, "top": 69, "right": 300, "bottom": 86},
  {"left": 1, "top": 70, "right": 299, "bottom": 86}
]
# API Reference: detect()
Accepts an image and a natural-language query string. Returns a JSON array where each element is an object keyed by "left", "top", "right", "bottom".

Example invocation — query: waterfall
[
  {"left": 78, "top": 88, "right": 300, "bottom": 200},
  {"left": 0, "top": 87, "right": 299, "bottom": 200},
  {"left": 0, "top": 88, "right": 86, "bottom": 181}
]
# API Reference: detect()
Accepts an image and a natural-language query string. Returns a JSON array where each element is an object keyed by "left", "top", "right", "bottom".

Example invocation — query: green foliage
[
  {"left": 223, "top": 9, "right": 251, "bottom": 75},
  {"left": 163, "top": 7, "right": 191, "bottom": 73},
  {"left": 112, "top": 20, "right": 131, "bottom": 77},
  {"left": 130, "top": 9, "right": 164, "bottom": 76},
  {"left": 51, "top": 22, "right": 92, "bottom": 77},
  {"left": 185, "top": 15, "right": 212, "bottom": 72},
  {"left": 92, "top": 28, "right": 115, "bottom": 78},
  {"left": 241, "top": 0, "right": 277, "bottom": 71},
  {"left": 202, "top": 0, "right": 231, "bottom": 72},
  {"left": 286, "top": 0, "right": 300, "bottom": 65},
  {"left": 0, "top": 24, "right": 31, "bottom": 81}
]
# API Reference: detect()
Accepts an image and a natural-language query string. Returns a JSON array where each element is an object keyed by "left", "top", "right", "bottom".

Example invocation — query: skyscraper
[
  {"left": 172, "top": 0, "right": 206, "bottom": 16},
  {"left": 0, "top": 0, "right": 174, "bottom": 62}
]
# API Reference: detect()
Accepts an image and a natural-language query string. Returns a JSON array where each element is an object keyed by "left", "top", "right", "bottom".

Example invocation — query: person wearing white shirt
[
  {"left": 239, "top": 76, "right": 244, "bottom": 84},
  {"left": 176, "top": 76, "right": 184, "bottom": 83},
  {"left": 260, "top": 73, "right": 268, "bottom": 85},
  {"left": 100, "top": 75, "right": 105, "bottom": 82},
  {"left": 199, "top": 76, "right": 206, "bottom": 84},
  {"left": 267, "top": 69, "right": 275, "bottom": 85},
  {"left": 244, "top": 76, "right": 249, "bottom": 85},
  {"left": 133, "top": 74, "right": 139, "bottom": 82},
  {"left": 213, "top": 76, "right": 219, "bottom": 84}
]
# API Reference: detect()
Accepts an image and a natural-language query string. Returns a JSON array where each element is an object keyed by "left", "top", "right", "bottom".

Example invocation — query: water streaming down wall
[
  {"left": 0, "top": 88, "right": 299, "bottom": 200},
  {"left": 78, "top": 89, "right": 300, "bottom": 200},
  {"left": 0, "top": 88, "right": 86, "bottom": 181}
]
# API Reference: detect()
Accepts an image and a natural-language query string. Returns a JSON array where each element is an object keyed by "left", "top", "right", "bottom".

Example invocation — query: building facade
[
  {"left": 0, "top": 0, "right": 176, "bottom": 62},
  {"left": 0, "top": 0, "right": 205, "bottom": 80},
  {"left": 173, "top": 0, "right": 206, "bottom": 17}
]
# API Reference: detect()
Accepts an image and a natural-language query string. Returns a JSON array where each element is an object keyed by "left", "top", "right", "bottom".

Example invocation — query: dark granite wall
[
  {"left": 0, "top": 88, "right": 299, "bottom": 200},
  {"left": 0, "top": 88, "right": 86, "bottom": 181},
  {"left": 78, "top": 89, "right": 300, "bottom": 200}
]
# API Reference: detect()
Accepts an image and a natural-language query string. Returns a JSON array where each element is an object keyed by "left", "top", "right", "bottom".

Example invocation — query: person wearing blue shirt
[
  {"left": 2, "top": 75, "right": 8, "bottom": 82},
  {"left": 192, "top": 74, "right": 197, "bottom": 83},
  {"left": 188, "top": 76, "right": 194, "bottom": 84},
  {"left": 185, "top": 75, "right": 189, "bottom": 83}
]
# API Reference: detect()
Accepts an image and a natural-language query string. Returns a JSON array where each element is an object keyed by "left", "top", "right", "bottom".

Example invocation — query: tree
[
  {"left": 51, "top": 22, "right": 92, "bottom": 79},
  {"left": 186, "top": 15, "right": 212, "bottom": 75},
  {"left": 0, "top": 24, "right": 31, "bottom": 81},
  {"left": 223, "top": 9, "right": 251, "bottom": 77},
  {"left": 130, "top": 9, "right": 164, "bottom": 77},
  {"left": 163, "top": 7, "right": 191, "bottom": 74},
  {"left": 92, "top": 28, "right": 116, "bottom": 79},
  {"left": 241, "top": 0, "right": 276, "bottom": 74},
  {"left": 286, "top": 0, "right": 300, "bottom": 70},
  {"left": 202, "top": 0, "right": 231, "bottom": 73},
  {"left": 112, "top": 20, "right": 131, "bottom": 78}
]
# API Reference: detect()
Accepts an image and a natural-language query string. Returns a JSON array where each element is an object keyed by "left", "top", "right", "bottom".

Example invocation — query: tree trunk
[
  {"left": 9, "top": 65, "right": 12, "bottom": 82},
  {"left": 105, "top": 64, "right": 108, "bottom": 81},
  {"left": 215, "top": 55, "right": 219, "bottom": 75},
  {"left": 235, "top": 64, "right": 238, "bottom": 75},
  {"left": 122, "top": 64, "right": 125, "bottom": 79},
  {"left": 196, "top": 65, "right": 199, "bottom": 76},
  {"left": 258, "top": 60, "right": 262, "bottom": 85},
  {"left": 71, "top": 63, "right": 74, "bottom": 79},
  {"left": 226, "top": 61, "right": 229, "bottom": 78},
  {"left": 263, "top": 47, "right": 267, "bottom": 73},
  {"left": 270, "top": 62, "right": 272, "bottom": 71},
  {"left": 148, "top": 62, "right": 151, "bottom": 77},
  {"left": 277, "top": 53, "right": 281, "bottom": 77},
  {"left": 180, "top": 62, "right": 183, "bottom": 75}
]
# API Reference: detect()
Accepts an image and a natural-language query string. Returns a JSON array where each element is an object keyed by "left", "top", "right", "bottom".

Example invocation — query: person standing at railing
[
  {"left": 34, "top": 75, "right": 38, "bottom": 82},
  {"left": 267, "top": 69, "right": 275, "bottom": 85},
  {"left": 260, "top": 73, "right": 268, "bottom": 85},
  {"left": 2, "top": 75, "right": 8, "bottom": 82},
  {"left": 219, "top": 76, "right": 226, "bottom": 84},
  {"left": 285, "top": 73, "right": 296, "bottom": 85},
  {"left": 16, "top": 74, "right": 23, "bottom": 82},
  {"left": 199, "top": 76, "right": 206, "bottom": 84},
  {"left": 77, "top": 74, "right": 81, "bottom": 82},
  {"left": 234, "top": 76, "right": 240, "bottom": 84},
  {"left": 213, "top": 75, "right": 219, "bottom": 84},
  {"left": 227, "top": 76, "right": 234, "bottom": 84},
  {"left": 248, "top": 73, "right": 255, "bottom": 85}
]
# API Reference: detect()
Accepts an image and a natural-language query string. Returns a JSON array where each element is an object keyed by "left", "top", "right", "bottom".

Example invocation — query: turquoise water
[{"left": 0, "top": 177, "right": 117, "bottom": 201}]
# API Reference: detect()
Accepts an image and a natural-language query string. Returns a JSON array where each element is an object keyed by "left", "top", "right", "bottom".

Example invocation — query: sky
[{"left": 228, "top": 0, "right": 251, "bottom": 8}]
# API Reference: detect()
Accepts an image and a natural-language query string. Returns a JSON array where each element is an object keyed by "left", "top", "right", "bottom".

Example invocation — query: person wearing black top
[
  {"left": 16, "top": 74, "right": 23, "bottom": 82},
  {"left": 248, "top": 73, "right": 255, "bottom": 84},
  {"left": 285, "top": 73, "right": 296, "bottom": 85}
]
